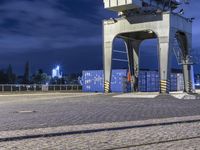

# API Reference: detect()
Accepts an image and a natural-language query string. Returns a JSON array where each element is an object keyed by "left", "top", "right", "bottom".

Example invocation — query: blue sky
[{"left": 0, "top": 0, "right": 198, "bottom": 74}]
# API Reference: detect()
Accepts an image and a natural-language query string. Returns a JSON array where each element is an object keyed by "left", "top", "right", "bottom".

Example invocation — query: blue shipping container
[
  {"left": 155, "top": 73, "right": 160, "bottom": 91},
  {"left": 82, "top": 69, "right": 130, "bottom": 93},
  {"left": 111, "top": 70, "right": 129, "bottom": 92},
  {"left": 83, "top": 70, "right": 181, "bottom": 93},
  {"left": 139, "top": 71, "right": 147, "bottom": 92},
  {"left": 146, "top": 71, "right": 159, "bottom": 92},
  {"left": 139, "top": 71, "right": 179, "bottom": 92},
  {"left": 82, "top": 70, "right": 104, "bottom": 92},
  {"left": 170, "top": 73, "right": 177, "bottom": 91}
]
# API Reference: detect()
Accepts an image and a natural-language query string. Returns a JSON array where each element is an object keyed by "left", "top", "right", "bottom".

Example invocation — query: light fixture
[
  {"left": 147, "top": 30, "right": 153, "bottom": 34},
  {"left": 178, "top": 9, "right": 184, "bottom": 15}
]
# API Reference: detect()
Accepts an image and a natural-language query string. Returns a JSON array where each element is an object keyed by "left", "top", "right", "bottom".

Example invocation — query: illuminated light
[
  {"left": 52, "top": 65, "right": 62, "bottom": 79},
  {"left": 195, "top": 83, "right": 200, "bottom": 86},
  {"left": 147, "top": 30, "right": 153, "bottom": 34}
]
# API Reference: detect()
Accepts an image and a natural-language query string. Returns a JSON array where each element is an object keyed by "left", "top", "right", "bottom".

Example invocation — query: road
[{"left": 0, "top": 92, "right": 200, "bottom": 131}]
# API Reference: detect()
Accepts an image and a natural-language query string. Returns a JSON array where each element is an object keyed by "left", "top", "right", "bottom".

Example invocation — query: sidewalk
[{"left": 1, "top": 115, "right": 200, "bottom": 149}]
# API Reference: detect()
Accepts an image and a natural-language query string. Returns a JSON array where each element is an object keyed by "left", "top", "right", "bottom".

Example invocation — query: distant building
[{"left": 52, "top": 66, "right": 62, "bottom": 79}]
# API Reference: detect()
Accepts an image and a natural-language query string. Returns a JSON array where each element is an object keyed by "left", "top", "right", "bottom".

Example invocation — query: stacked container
[
  {"left": 139, "top": 71, "right": 147, "bottom": 92},
  {"left": 138, "top": 71, "right": 184, "bottom": 92},
  {"left": 170, "top": 73, "right": 178, "bottom": 91},
  {"left": 82, "top": 70, "right": 104, "bottom": 92},
  {"left": 155, "top": 72, "right": 160, "bottom": 91},
  {"left": 82, "top": 69, "right": 185, "bottom": 93},
  {"left": 111, "top": 70, "right": 130, "bottom": 92},
  {"left": 177, "top": 73, "right": 184, "bottom": 91},
  {"left": 82, "top": 69, "right": 130, "bottom": 93},
  {"left": 146, "top": 71, "right": 159, "bottom": 92}
]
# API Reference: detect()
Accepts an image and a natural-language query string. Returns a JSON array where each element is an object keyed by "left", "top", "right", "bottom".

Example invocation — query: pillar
[
  {"left": 159, "top": 36, "right": 172, "bottom": 94},
  {"left": 104, "top": 41, "right": 113, "bottom": 93},
  {"left": 125, "top": 39, "right": 141, "bottom": 92},
  {"left": 125, "top": 39, "right": 134, "bottom": 92},
  {"left": 176, "top": 32, "right": 193, "bottom": 93},
  {"left": 183, "top": 64, "right": 192, "bottom": 93},
  {"left": 132, "top": 40, "right": 140, "bottom": 92}
]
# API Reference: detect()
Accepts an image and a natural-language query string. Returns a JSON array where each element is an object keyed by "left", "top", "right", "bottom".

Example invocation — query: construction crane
[{"left": 103, "top": 0, "right": 195, "bottom": 94}]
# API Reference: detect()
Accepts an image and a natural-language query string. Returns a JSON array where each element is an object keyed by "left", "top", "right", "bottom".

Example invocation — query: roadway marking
[
  {"left": 113, "top": 93, "right": 158, "bottom": 98},
  {"left": 15, "top": 110, "right": 37, "bottom": 114}
]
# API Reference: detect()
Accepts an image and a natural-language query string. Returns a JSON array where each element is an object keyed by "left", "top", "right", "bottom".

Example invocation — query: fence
[{"left": 0, "top": 84, "right": 82, "bottom": 92}]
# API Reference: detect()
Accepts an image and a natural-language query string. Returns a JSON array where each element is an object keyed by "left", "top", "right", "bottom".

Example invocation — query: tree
[
  {"left": 23, "top": 61, "right": 30, "bottom": 84},
  {"left": 0, "top": 69, "right": 7, "bottom": 84},
  {"left": 6, "top": 64, "right": 16, "bottom": 84},
  {"left": 33, "top": 69, "right": 49, "bottom": 84},
  {"left": 7, "top": 64, "right": 13, "bottom": 84}
]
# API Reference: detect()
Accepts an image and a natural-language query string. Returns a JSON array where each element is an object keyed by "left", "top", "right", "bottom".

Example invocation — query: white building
[{"left": 52, "top": 66, "right": 62, "bottom": 79}]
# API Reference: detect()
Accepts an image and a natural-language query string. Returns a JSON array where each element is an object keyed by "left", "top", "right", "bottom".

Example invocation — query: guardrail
[{"left": 0, "top": 84, "right": 82, "bottom": 92}]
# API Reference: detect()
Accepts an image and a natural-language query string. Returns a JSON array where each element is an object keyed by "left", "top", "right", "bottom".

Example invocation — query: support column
[
  {"left": 185, "top": 34, "right": 193, "bottom": 93},
  {"left": 183, "top": 64, "right": 192, "bottom": 93},
  {"left": 159, "top": 36, "right": 172, "bottom": 94},
  {"left": 183, "top": 34, "right": 193, "bottom": 93},
  {"left": 125, "top": 39, "right": 134, "bottom": 92},
  {"left": 104, "top": 41, "right": 113, "bottom": 93},
  {"left": 125, "top": 39, "right": 140, "bottom": 92},
  {"left": 132, "top": 41, "right": 140, "bottom": 92}
]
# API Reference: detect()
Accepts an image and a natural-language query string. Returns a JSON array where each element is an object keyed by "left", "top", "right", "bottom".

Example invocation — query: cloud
[
  {"left": 0, "top": 0, "right": 103, "bottom": 53},
  {"left": 0, "top": 0, "right": 199, "bottom": 74}
]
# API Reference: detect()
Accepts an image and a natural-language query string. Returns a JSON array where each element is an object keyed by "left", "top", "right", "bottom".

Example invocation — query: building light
[{"left": 52, "top": 65, "right": 62, "bottom": 79}]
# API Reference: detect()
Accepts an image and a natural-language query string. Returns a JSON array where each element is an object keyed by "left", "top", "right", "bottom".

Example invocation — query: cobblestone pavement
[
  {"left": 0, "top": 93, "right": 200, "bottom": 149},
  {"left": 0, "top": 93, "right": 200, "bottom": 131},
  {"left": 0, "top": 116, "right": 200, "bottom": 149}
]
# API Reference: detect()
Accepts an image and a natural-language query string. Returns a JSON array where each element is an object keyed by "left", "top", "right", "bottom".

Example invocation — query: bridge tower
[{"left": 103, "top": 0, "right": 193, "bottom": 94}]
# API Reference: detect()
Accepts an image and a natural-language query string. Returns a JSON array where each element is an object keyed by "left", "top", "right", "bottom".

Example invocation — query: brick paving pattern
[
  {"left": 0, "top": 120, "right": 200, "bottom": 149},
  {"left": 0, "top": 93, "right": 199, "bottom": 149},
  {"left": 0, "top": 93, "right": 200, "bottom": 131}
]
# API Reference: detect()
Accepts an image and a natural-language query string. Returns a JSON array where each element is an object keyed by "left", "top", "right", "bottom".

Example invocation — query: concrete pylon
[
  {"left": 103, "top": 41, "right": 113, "bottom": 93},
  {"left": 158, "top": 35, "right": 172, "bottom": 94},
  {"left": 184, "top": 33, "right": 193, "bottom": 93},
  {"left": 124, "top": 39, "right": 141, "bottom": 92},
  {"left": 103, "top": 12, "right": 192, "bottom": 94},
  {"left": 177, "top": 32, "right": 193, "bottom": 93}
]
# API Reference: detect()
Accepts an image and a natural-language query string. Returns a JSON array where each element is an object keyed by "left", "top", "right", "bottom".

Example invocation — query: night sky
[{"left": 0, "top": 0, "right": 199, "bottom": 75}]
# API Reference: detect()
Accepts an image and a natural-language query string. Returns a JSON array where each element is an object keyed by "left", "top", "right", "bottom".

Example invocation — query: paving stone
[
  {"left": 0, "top": 93, "right": 200, "bottom": 131},
  {"left": 0, "top": 93, "right": 199, "bottom": 149},
  {"left": 0, "top": 117, "right": 200, "bottom": 149}
]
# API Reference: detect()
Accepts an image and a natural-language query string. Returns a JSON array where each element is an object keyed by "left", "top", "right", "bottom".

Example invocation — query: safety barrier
[{"left": 0, "top": 84, "right": 82, "bottom": 92}]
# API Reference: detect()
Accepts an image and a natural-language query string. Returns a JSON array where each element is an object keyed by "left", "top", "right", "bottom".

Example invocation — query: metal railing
[{"left": 0, "top": 84, "right": 82, "bottom": 92}]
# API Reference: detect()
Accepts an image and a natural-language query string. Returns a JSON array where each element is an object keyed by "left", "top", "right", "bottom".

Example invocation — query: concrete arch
[
  {"left": 121, "top": 30, "right": 159, "bottom": 92},
  {"left": 103, "top": 30, "right": 159, "bottom": 93}
]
